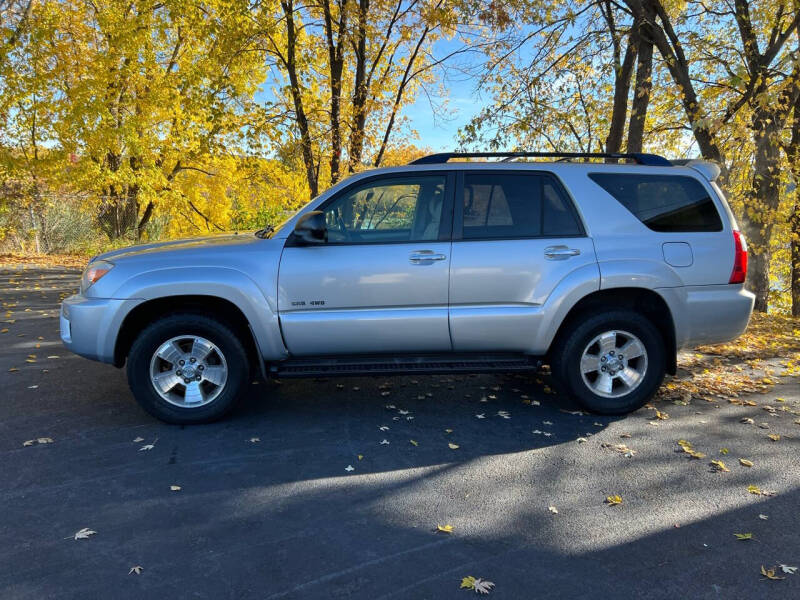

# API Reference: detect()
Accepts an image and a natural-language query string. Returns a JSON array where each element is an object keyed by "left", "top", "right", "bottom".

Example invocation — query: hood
[{"left": 92, "top": 232, "right": 261, "bottom": 263}]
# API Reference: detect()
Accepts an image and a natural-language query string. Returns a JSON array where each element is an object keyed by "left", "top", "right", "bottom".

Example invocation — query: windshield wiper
[{"left": 254, "top": 224, "right": 275, "bottom": 239}]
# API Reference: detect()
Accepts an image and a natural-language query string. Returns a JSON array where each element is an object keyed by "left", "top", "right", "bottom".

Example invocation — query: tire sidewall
[
  {"left": 127, "top": 314, "right": 249, "bottom": 424},
  {"left": 557, "top": 311, "right": 666, "bottom": 415}
]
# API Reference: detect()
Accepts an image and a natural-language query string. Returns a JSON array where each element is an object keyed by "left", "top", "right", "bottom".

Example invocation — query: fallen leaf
[
  {"left": 170, "top": 485, "right": 181, "bottom": 491},
  {"left": 22, "top": 440, "right": 34, "bottom": 446},
  {"left": 759, "top": 514, "right": 769, "bottom": 520},
  {"left": 73, "top": 527, "right": 96, "bottom": 540},
  {"left": 249, "top": 437, "right": 260, "bottom": 443},
  {"left": 768, "top": 434, "right": 780, "bottom": 441},
  {"left": 345, "top": 465, "right": 354, "bottom": 472},
  {"left": 410, "top": 439, "right": 418, "bottom": 446},
  {"left": 739, "top": 458, "right": 754, "bottom": 467},
  {"left": 720, "top": 448, "right": 729, "bottom": 455},
  {"left": 380, "top": 439, "right": 390, "bottom": 445},
  {"left": 139, "top": 444, "right": 154, "bottom": 451},
  {"left": 461, "top": 576, "right": 495, "bottom": 594},
  {"left": 548, "top": 505, "right": 559, "bottom": 514},
  {"left": 37, "top": 437, "right": 53, "bottom": 444},
  {"left": 437, "top": 524, "right": 454, "bottom": 533},
  {"left": 711, "top": 460, "right": 730, "bottom": 472},
  {"left": 779, "top": 565, "right": 798, "bottom": 575},
  {"left": 734, "top": 532, "right": 753, "bottom": 540},
  {"left": 475, "top": 413, "right": 485, "bottom": 419},
  {"left": 445, "top": 429, "right": 453, "bottom": 434},
  {"left": 129, "top": 566, "right": 143, "bottom": 575},
  {"left": 761, "top": 565, "right": 785, "bottom": 580},
  {"left": 357, "top": 454, "right": 363, "bottom": 460},
  {"left": 740, "top": 417, "right": 754, "bottom": 424},
  {"left": 576, "top": 437, "right": 588, "bottom": 443},
  {"left": 605, "top": 495, "right": 622, "bottom": 506},
  {"left": 448, "top": 443, "right": 460, "bottom": 450},
  {"left": 654, "top": 410, "right": 669, "bottom": 420}
]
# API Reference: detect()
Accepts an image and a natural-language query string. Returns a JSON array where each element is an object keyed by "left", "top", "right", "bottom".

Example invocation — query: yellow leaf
[
  {"left": 437, "top": 524, "right": 454, "bottom": 533},
  {"left": 448, "top": 443, "right": 459, "bottom": 450},
  {"left": 170, "top": 485, "right": 181, "bottom": 491},
  {"left": 460, "top": 576, "right": 477, "bottom": 589},
  {"left": 720, "top": 448, "right": 729, "bottom": 455},
  {"left": 357, "top": 454, "right": 363, "bottom": 460},
  {"left": 768, "top": 434, "right": 780, "bottom": 441},
  {"left": 761, "top": 565, "right": 785, "bottom": 580},
  {"left": 605, "top": 495, "right": 622, "bottom": 506},
  {"left": 410, "top": 439, "right": 418, "bottom": 446},
  {"left": 747, "top": 484, "right": 762, "bottom": 495},
  {"left": 739, "top": 458, "right": 753, "bottom": 467},
  {"left": 734, "top": 532, "right": 753, "bottom": 540},
  {"left": 711, "top": 460, "right": 729, "bottom": 472}
]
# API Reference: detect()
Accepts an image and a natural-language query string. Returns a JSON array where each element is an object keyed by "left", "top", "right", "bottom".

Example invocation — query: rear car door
[
  {"left": 449, "top": 170, "right": 597, "bottom": 351},
  {"left": 278, "top": 172, "right": 455, "bottom": 355}
]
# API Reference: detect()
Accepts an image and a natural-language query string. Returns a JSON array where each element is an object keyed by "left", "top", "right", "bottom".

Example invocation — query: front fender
[{"left": 110, "top": 267, "right": 287, "bottom": 360}]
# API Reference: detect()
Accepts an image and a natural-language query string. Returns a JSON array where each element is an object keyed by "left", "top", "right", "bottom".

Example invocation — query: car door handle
[
  {"left": 545, "top": 246, "right": 581, "bottom": 260},
  {"left": 409, "top": 251, "right": 447, "bottom": 264}
]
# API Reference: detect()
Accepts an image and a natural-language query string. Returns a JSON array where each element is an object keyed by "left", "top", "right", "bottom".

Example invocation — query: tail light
[{"left": 729, "top": 230, "right": 747, "bottom": 284}]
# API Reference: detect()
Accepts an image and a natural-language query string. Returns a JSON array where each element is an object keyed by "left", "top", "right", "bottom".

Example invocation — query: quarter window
[
  {"left": 323, "top": 175, "right": 446, "bottom": 243},
  {"left": 462, "top": 173, "right": 582, "bottom": 239},
  {"left": 588, "top": 173, "right": 723, "bottom": 232}
]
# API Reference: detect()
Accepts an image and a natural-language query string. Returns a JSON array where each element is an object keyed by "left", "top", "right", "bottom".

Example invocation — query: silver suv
[{"left": 60, "top": 152, "right": 754, "bottom": 423}]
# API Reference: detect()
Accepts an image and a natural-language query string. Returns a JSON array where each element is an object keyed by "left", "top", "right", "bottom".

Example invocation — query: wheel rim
[
  {"left": 149, "top": 335, "right": 228, "bottom": 408},
  {"left": 579, "top": 330, "right": 648, "bottom": 399}
]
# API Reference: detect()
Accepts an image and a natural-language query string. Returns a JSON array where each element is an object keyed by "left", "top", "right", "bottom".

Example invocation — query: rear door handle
[
  {"left": 409, "top": 250, "right": 447, "bottom": 264},
  {"left": 545, "top": 246, "right": 581, "bottom": 260}
]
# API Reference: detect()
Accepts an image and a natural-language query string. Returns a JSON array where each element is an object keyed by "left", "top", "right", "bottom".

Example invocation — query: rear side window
[
  {"left": 462, "top": 173, "right": 582, "bottom": 239},
  {"left": 589, "top": 173, "right": 722, "bottom": 232}
]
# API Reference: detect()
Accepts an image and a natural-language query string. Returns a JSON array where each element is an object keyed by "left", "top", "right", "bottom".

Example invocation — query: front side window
[
  {"left": 462, "top": 173, "right": 582, "bottom": 239},
  {"left": 588, "top": 173, "right": 723, "bottom": 232},
  {"left": 323, "top": 175, "right": 446, "bottom": 243}
]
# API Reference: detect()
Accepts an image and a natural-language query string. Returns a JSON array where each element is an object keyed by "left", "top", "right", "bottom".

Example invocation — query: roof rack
[{"left": 409, "top": 151, "right": 673, "bottom": 167}]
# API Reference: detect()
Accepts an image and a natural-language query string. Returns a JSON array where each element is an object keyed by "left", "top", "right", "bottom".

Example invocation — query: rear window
[
  {"left": 588, "top": 173, "right": 722, "bottom": 232},
  {"left": 462, "top": 173, "right": 583, "bottom": 239}
]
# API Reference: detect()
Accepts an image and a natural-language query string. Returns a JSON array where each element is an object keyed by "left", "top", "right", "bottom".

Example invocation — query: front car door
[
  {"left": 278, "top": 172, "right": 455, "bottom": 355},
  {"left": 448, "top": 169, "right": 597, "bottom": 352}
]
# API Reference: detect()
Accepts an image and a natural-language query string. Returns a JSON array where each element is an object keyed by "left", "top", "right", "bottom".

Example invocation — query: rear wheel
[
  {"left": 551, "top": 310, "right": 666, "bottom": 415},
  {"left": 127, "top": 313, "right": 250, "bottom": 424}
]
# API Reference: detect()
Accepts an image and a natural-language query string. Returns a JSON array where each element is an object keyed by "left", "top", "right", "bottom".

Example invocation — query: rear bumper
[
  {"left": 661, "top": 284, "right": 754, "bottom": 349},
  {"left": 60, "top": 294, "right": 143, "bottom": 363}
]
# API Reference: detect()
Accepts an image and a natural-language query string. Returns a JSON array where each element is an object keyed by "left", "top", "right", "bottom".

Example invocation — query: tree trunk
[
  {"left": 602, "top": 4, "right": 638, "bottom": 154},
  {"left": 281, "top": 0, "right": 319, "bottom": 197},
  {"left": 791, "top": 204, "right": 800, "bottom": 316},
  {"left": 626, "top": 17, "right": 653, "bottom": 152},
  {"left": 321, "top": 0, "right": 348, "bottom": 184},
  {"left": 347, "top": 0, "right": 369, "bottom": 172}
]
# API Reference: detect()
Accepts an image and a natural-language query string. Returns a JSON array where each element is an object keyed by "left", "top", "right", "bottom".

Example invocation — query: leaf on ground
[
  {"left": 605, "top": 495, "right": 622, "bottom": 506},
  {"left": 734, "top": 532, "right": 753, "bottom": 540},
  {"left": 357, "top": 454, "right": 363, "bottom": 460},
  {"left": 73, "top": 527, "right": 96, "bottom": 540},
  {"left": 747, "top": 484, "right": 762, "bottom": 495},
  {"left": 461, "top": 576, "right": 495, "bottom": 594},
  {"left": 576, "top": 437, "right": 588, "bottom": 443},
  {"left": 720, "top": 448, "right": 729, "bottom": 455},
  {"left": 170, "top": 485, "right": 181, "bottom": 491},
  {"left": 129, "top": 566, "right": 143, "bottom": 575},
  {"left": 410, "top": 439, "right": 418, "bottom": 446},
  {"left": 139, "top": 444, "right": 155, "bottom": 451},
  {"left": 759, "top": 514, "right": 769, "bottom": 520},
  {"left": 437, "top": 524, "right": 454, "bottom": 533},
  {"left": 740, "top": 418, "right": 754, "bottom": 424},
  {"left": 768, "top": 434, "right": 780, "bottom": 441},
  {"left": 37, "top": 437, "right": 53, "bottom": 444},
  {"left": 761, "top": 565, "right": 785, "bottom": 581},
  {"left": 779, "top": 565, "right": 797, "bottom": 574},
  {"left": 345, "top": 465, "right": 354, "bottom": 472},
  {"left": 654, "top": 410, "right": 669, "bottom": 420},
  {"left": 548, "top": 505, "right": 559, "bottom": 514},
  {"left": 739, "top": 458, "right": 754, "bottom": 467},
  {"left": 448, "top": 443, "right": 460, "bottom": 450},
  {"left": 711, "top": 460, "right": 730, "bottom": 472},
  {"left": 132, "top": 437, "right": 144, "bottom": 443}
]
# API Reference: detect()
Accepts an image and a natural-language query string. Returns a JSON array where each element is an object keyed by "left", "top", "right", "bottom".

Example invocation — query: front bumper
[{"left": 61, "top": 294, "right": 143, "bottom": 364}]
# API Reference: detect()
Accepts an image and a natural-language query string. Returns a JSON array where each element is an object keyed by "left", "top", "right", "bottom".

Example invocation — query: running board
[{"left": 268, "top": 354, "right": 541, "bottom": 378}]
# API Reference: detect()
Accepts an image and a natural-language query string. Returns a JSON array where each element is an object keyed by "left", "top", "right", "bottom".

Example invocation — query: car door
[
  {"left": 449, "top": 170, "right": 597, "bottom": 352},
  {"left": 278, "top": 172, "right": 455, "bottom": 356}
]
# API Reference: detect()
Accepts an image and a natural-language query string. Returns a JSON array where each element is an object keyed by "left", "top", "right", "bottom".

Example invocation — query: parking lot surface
[{"left": 1, "top": 264, "right": 798, "bottom": 599}]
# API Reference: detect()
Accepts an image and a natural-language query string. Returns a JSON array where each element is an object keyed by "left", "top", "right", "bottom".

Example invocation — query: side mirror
[{"left": 292, "top": 211, "right": 327, "bottom": 245}]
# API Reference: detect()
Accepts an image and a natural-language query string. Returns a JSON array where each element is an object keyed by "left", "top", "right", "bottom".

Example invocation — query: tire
[
  {"left": 550, "top": 309, "right": 666, "bottom": 415},
  {"left": 126, "top": 313, "right": 250, "bottom": 424}
]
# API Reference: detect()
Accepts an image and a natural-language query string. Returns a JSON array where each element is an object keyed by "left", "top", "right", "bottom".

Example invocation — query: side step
[{"left": 269, "top": 353, "right": 542, "bottom": 379}]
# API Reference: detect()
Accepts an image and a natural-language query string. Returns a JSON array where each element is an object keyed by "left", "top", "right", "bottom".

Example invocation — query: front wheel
[
  {"left": 126, "top": 313, "right": 250, "bottom": 424},
  {"left": 550, "top": 310, "right": 666, "bottom": 415}
]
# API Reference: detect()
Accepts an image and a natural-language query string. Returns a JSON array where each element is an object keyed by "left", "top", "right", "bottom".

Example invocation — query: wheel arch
[
  {"left": 114, "top": 295, "right": 266, "bottom": 378},
  {"left": 547, "top": 287, "right": 677, "bottom": 375}
]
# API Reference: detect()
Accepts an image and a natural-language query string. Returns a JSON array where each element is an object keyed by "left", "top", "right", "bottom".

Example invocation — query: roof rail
[{"left": 409, "top": 151, "right": 673, "bottom": 167}]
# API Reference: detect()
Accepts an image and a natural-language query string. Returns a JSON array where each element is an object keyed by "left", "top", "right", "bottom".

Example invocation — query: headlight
[{"left": 81, "top": 260, "right": 114, "bottom": 292}]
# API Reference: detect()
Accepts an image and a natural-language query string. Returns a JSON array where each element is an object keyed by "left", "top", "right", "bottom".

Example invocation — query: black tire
[
  {"left": 550, "top": 309, "right": 666, "bottom": 415},
  {"left": 126, "top": 313, "right": 250, "bottom": 424}
]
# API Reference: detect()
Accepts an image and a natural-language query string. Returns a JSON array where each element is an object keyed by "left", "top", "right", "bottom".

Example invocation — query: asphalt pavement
[{"left": 1, "top": 264, "right": 798, "bottom": 599}]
